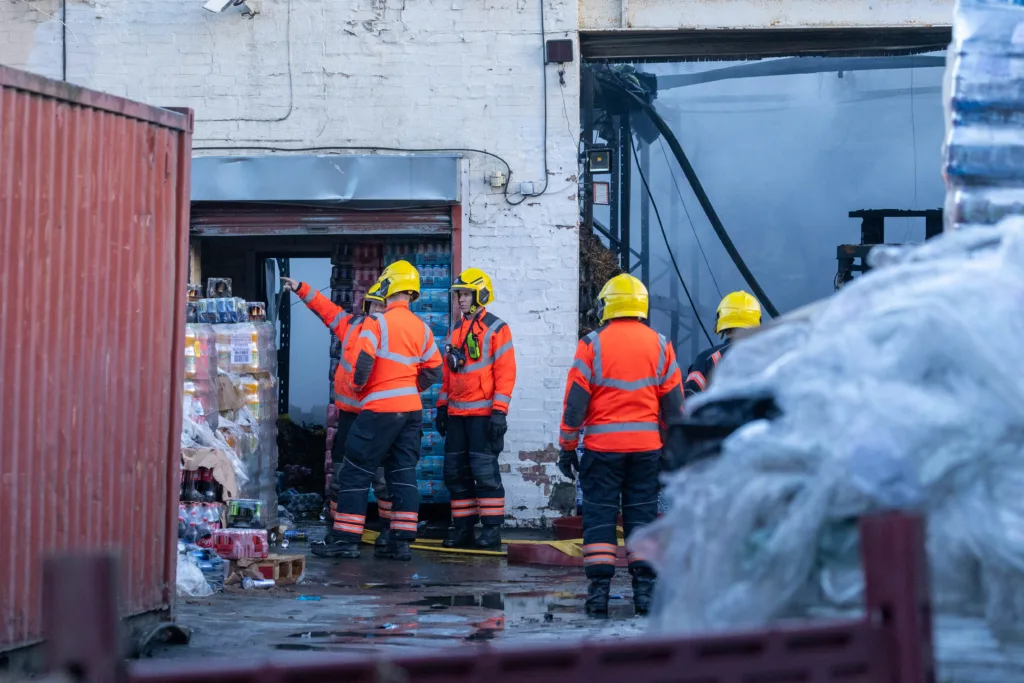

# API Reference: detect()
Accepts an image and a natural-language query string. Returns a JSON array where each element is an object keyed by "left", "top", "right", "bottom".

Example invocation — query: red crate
[{"left": 210, "top": 529, "right": 269, "bottom": 560}]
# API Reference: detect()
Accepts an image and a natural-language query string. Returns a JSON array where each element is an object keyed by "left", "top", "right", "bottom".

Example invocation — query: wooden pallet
[{"left": 231, "top": 553, "right": 305, "bottom": 586}]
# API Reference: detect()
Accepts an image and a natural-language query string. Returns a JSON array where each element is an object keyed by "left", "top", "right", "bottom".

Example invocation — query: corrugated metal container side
[{"left": 0, "top": 65, "right": 193, "bottom": 653}]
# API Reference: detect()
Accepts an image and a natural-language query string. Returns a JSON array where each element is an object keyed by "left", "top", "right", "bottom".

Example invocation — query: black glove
[
  {"left": 435, "top": 406, "right": 448, "bottom": 438},
  {"left": 661, "top": 425, "right": 686, "bottom": 472},
  {"left": 488, "top": 410, "right": 508, "bottom": 454},
  {"left": 558, "top": 449, "right": 580, "bottom": 481}
]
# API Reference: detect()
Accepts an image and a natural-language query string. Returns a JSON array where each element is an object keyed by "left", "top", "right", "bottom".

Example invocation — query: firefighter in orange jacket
[
  {"left": 435, "top": 267, "right": 516, "bottom": 550},
  {"left": 327, "top": 260, "right": 443, "bottom": 561},
  {"left": 280, "top": 279, "right": 393, "bottom": 556},
  {"left": 557, "top": 274, "right": 685, "bottom": 616}
]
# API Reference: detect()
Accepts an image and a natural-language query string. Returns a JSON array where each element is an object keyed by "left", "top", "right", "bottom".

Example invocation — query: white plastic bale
[
  {"left": 176, "top": 546, "right": 214, "bottom": 598},
  {"left": 632, "top": 220, "right": 1024, "bottom": 645}
]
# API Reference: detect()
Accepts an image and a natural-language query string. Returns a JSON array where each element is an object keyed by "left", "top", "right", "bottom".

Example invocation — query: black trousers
[
  {"left": 328, "top": 411, "right": 392, "bottom": 533},
  {"left": 328, "top": 410, "right": 358, "bottom": 514},
  {"left": 579, "top": 450, "right": 660, "bottom": 579},
  {"left": 336, "top": 410, "right": 422, "bottom": 541},
  {"left": 443, "top": 415, "right": 505, "bottom": 526}
]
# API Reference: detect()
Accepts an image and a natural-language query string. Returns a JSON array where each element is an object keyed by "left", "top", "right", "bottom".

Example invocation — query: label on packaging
[{"left": 231, "top": 332, "right": 253, "bottom": 365}]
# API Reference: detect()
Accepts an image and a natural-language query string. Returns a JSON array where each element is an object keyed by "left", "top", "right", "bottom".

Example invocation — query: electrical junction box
[{"left": 546, "top": 39, "right": 574, "bottom": 64}]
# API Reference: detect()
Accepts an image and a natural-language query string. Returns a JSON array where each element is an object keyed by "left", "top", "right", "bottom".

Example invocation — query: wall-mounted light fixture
[{"left": 588, "top": 148, "right": 612, "bottom": 174}]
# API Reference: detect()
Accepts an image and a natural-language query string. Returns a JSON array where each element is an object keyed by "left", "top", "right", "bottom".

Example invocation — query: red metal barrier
[{"left": 43, "top": 512, "right": 934, "bottom": 683}]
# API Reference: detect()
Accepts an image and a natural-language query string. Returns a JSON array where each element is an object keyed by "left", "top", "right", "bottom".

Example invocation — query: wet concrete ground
[{"left": 151, "top": 537, "right": 646, "bottom": 661}]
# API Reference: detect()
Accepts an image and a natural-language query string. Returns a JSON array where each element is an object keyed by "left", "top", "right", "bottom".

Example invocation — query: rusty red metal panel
[
  {"left": 0, "top": 64, "right": 193, "bottom": 652},
  {"left": 189, "top": 203, "right": 452, "bottom": 236}
]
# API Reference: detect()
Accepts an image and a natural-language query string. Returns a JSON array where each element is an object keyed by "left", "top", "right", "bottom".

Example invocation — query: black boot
[
  {"left": 475, "top": 525, "right": 502, "bottom": 550},
  {"left": 377, "top": 538, "right": 411, "bottom": 561},
  {"left": 310, "top": 540, "right": 360, "bottom": 559},
  {"left": 373, "top": 522, "right": 391, "bottom": 559},
  {"left": 442, "top": 520, "right": 476, "bottom": 549},
  {"left": 322, "top": 508, "right": 338, "bottom": 544},
  {"left": 631, "top": 568, "right": 657, "bottom": 616},
  {"left": 585, "top": 578, "right": 612, "bottom": 616}
]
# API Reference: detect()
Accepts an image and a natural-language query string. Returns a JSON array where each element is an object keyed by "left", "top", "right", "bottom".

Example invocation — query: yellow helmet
[
  {"left": 451, "top": 267, "right": 494, "bottom": 310},
  {"left": 377, "top": 260, "right": 420, "bottom": 301},
  {"left": 362, "top": 281, "right": 385, "bottom": 314},
  {"left": 716, "top": 290, "right": 761, "bottom": 334},
  {"left": 597, "top": 274, "right": 649, "bottom": 322}
]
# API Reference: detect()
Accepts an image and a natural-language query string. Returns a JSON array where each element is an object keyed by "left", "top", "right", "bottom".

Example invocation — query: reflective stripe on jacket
[
  {"left": 351, "top": 300, "right": 443, "bottom": 412},
  {"left": 296, "top": 282, "right": 361, "bottom": 413},
  {"left": 334, "top": 315, "right": 370, "bottom": 413},
  {"left": 559, "top": 319, "right": 684, "bottom": 453},
  {"left": 683, "top": 342, "right": 729, "bottom": 399},
  {"left": 437, "top": 308, "right": 516, "bottom": 417}
]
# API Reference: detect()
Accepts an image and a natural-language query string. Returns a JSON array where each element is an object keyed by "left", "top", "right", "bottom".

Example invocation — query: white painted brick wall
[{"left": 1, "top": 0, "right": 579, "bottom": 525}]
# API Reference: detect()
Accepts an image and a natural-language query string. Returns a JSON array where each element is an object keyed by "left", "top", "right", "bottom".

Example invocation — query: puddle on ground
[
  {"left": 465, "top": 629, "right": 498, "bottom": 641},
  {"left": 352, "top": 582, "right": 462, "bottom": 590},
  {"left": 402, "top": 593, "right": 506, "bottom": 609},
  {"left": 274, "top": 643, "right": 327, "bottom": 651},
  {"left": 401, "top": 590, "right": 584, "bottom": 613},
  {"left": 279, "top": 589, "right": 637, "bottom": 650}
]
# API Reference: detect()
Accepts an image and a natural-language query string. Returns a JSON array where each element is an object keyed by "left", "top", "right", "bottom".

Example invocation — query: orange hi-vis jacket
[
  {"left": 351, "top": 300, "right": 443, "bottom": 413},
  {"left": 559, "top": 319, "right": 685, "bottom": 453},
  {"left": 437, "top": 308, "right": 516, "bottom": 416},
  {"left": 297, "top": 282, "right": 362, "bottom": 413}
]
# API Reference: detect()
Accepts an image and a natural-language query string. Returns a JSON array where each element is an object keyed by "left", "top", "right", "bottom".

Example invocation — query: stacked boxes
[{"left": 944, "top": 0, "right": 1024, "bottom": 229}]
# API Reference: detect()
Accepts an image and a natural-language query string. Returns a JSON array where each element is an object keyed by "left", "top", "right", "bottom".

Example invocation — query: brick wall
[{"left": 1, "top": 0, "right": 580, "bottom": 525}]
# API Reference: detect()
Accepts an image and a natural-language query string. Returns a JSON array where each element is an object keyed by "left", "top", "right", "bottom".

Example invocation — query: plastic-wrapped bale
[
  {"left": 235, "top": 411, "right": 279, "bottom": 528},
  {"left": 944, "top": 0, "right": 1024, "bottom": 230},
  {"left": 213, "top": 321, "right": 278, "bottom": 377},
  {"left": 184, "top": 323, "right": 219, "bottom": 429},
  {"left": 633, "top": 221, "right": 1024, "bottom": 651},
  {"left": 214, "top": 318, "right": 280, "bottom": 528}
]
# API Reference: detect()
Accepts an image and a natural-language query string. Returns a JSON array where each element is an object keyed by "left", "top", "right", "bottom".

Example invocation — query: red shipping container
[
  {"left": 211, "top": 529, "right": 269, "bottom": 560},
  {"left": 0, "top": 66, "right": 192, "bottom": 655}
]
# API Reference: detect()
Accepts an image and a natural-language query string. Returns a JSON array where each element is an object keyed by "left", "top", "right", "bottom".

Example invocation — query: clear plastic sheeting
[
  {"left": 634, "top": 221, "right": 1024, "bottom": 651},
  {"left": 211, "top": 319, "right": 279, "bottom": 526},
  {"left": 180, "top": 414, "right": 250, "bottom": 490},
  {"left": 176, "top": 543, "right": 214, "bottom": 598}
]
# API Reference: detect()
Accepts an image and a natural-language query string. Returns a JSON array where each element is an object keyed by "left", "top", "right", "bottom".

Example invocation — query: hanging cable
[
  {"left": 657, "top": 137, "right": 723, "bottom": 300},
  {"left": 630, "top": 136, "right": 713, "bottom": 346},
  {"left": 614, "top": 86, "right": 780, "bottom": 317}
]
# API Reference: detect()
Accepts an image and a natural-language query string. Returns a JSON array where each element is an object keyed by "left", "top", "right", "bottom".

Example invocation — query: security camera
[{"left": 203, "top": 0, "right": 236, "bottom": 12}]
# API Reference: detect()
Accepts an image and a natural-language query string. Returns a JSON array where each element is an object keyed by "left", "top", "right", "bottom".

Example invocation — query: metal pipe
[
  {"left": 655, "top": 55, "right": 945, "bottom": 90},
  {"left": 623, "top": 89, "right": 780, "bottom": 317}
]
